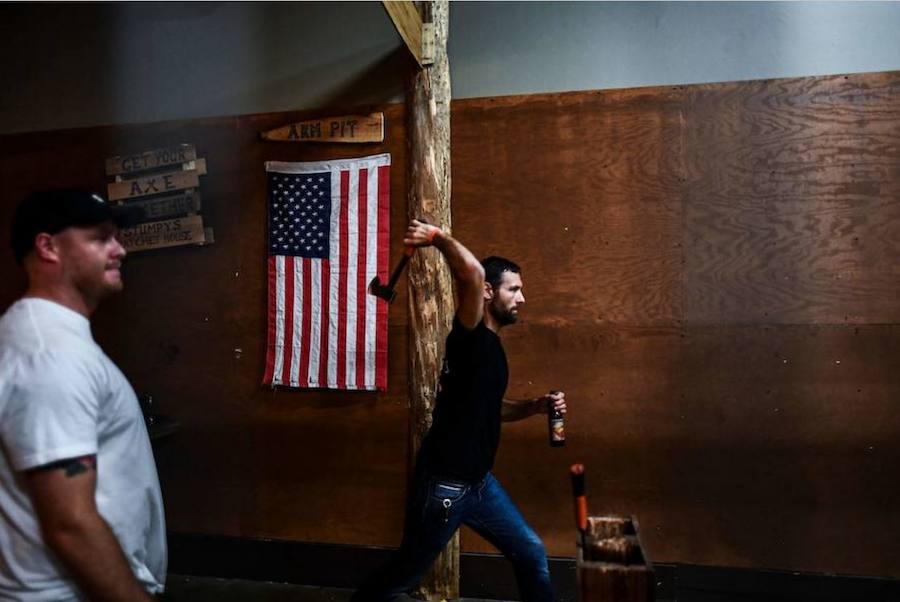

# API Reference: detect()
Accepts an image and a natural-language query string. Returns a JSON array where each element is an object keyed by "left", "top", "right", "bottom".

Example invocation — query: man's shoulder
[
  {"left": 451, "top": 315, "right": 484, "bottom": 333},
  {"left": 0, "top": 346, "right": 102, "bottom": 404},
  {"left": 1, "top": 299, "right": 52, "bottom": 347},
  {"left": 0, "top": 303, "right": 44, "bottom": 374},
  {"left": 0, "top": 299, "right": 34, "bottom": 338},
  {"left": 0, "top": 307, "right": 102, "bottom": 389},
  {"left": 1, "top": 299, "right": 95, "bottom": 353},
  {"left": 0, "top": 343, "right": 107, "bottom": 431}
]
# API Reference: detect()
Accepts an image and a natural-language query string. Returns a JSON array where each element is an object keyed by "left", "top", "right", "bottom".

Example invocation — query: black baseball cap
[{"left": 11, "top": 189, "right": 144, "bottom": 264}]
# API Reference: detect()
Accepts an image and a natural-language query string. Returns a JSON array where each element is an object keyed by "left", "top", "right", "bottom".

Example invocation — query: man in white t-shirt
[{"left": 0, "top": 190, "right": 167, "bottom": 601}]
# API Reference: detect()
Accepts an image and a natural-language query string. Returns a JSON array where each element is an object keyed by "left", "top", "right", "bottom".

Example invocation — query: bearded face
[{"left": 486, "top": 270, "right": 525, "bottom": 326}]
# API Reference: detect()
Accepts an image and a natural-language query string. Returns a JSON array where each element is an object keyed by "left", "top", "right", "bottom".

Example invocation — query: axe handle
[
  {"left": 385, "top": 246, "right": 415, "bottom": 290},
  {"left": 571, "top": 464, "right": 587, "bottom": 549}
]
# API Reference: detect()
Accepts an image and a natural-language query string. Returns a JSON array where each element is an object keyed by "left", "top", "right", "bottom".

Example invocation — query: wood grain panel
[
  {"left": 0, "top": 105, "right": 415, "bottom": 546},
  {"left": 665, "top": 323, "right": 900, "bottom": 576},
  {"left": 452, "top": 89, "right": 685, "bottom": 326},
  {"left": 471, "top": 323, "right": 900, "bottom": 578},
  {"left": 3, "top": 70, "right": 900, "bottom": 581},
  {"left": 479, "top": 323, "right": 685, "bottom": 563},
  {"left": 683, "top": 73, "right": 900, "bottom": 325}
]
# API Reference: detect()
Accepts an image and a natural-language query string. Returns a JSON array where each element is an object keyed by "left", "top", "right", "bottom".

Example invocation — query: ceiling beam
[{"left": 382, "top": 1, "right": 434, "bottom": 68}]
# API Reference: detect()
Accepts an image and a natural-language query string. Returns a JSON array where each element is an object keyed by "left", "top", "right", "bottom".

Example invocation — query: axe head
[{"left": 368, "top": 275, "right": 397, "bottom": 304}]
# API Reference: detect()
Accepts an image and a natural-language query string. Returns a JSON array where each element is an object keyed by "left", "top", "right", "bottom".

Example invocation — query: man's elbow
[{"left": 40, "top": 511, "right": 101, "bottom": 552}]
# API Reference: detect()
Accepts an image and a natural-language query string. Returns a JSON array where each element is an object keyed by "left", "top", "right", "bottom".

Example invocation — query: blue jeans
[{"left": 352, "top": 470, "right": 553, "bottom": 602}]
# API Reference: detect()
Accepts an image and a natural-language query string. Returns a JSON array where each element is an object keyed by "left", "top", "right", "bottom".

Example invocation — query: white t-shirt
[{"left": 0, "top": 298, "right": 167, "bottom": 601}]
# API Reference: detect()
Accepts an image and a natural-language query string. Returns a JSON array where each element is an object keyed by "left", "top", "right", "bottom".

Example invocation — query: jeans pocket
[{"left": 431, "top": 480, "right": 468, "bottom": 502}]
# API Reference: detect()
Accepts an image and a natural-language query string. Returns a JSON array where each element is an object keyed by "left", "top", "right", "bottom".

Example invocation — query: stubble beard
[
  {"left": 490, "top": 299, "right": 518, "bottom": 326},
  {"left": 76, "top": 264, "right": 124, "bottom": 307}
]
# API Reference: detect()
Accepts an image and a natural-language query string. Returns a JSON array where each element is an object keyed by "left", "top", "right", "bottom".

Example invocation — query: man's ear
[
  {"left": 483, "top": 281, "right": 493, "bottom": 301},
  {"left": 32, "top": 232, "right": 60, "bottom": 263}
]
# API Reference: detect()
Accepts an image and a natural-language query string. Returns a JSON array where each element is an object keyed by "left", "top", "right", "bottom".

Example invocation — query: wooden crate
[{"left": 577, "top": 516, "right": 655, "bottom": 602}]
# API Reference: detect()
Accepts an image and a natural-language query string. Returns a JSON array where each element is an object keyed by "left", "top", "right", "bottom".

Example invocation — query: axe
[
  {"left": 570, "top": 464, "right": 588, "bottom": 550},
  {"left": 368, "top": 246, "right": 415, "bottom": 304}
]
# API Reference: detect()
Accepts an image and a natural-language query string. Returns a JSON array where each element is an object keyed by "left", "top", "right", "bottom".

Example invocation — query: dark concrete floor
[{"left": 165, "top": 575, "right": 514, "bottom": 602}]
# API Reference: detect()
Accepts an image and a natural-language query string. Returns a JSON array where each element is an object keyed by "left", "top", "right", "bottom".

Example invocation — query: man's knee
[{"left": 513, "top": 531, "right": 548, "bottom": 568}]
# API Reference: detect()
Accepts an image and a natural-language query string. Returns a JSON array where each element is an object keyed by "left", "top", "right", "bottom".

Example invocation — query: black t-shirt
[{"left": 417, "top": 317, "right": 509, "bottom": 483}]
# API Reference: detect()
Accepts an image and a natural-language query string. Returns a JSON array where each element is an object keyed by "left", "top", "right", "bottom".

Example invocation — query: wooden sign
[
  {"left": 112, "top": 158, "right": 207, "bottom": 182},
  {"left": 107, "top": 166, "right": 202, "bottom": 201},
  {"left": 106, "top": 144, "right": 197, "bottom": 176},
  {"left": 119, "top": 214, "right": 208, "bottom": 252},
  {"left": 105, "top": 143, "right": 212, "bottom": 254},
  {"left": 260, "top": 113, "right": 384, "bottom": 143},
  {"left": 121, "top": 189, "right": 202, "bottom": 221}
]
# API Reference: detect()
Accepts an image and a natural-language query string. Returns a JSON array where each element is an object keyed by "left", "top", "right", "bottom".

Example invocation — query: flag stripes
[{"left": 263, "top": 154, "right": 390, "bottom": 390}]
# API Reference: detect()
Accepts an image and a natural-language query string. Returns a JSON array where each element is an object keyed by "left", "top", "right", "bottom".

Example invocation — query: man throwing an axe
[{"left": 354, "top": 219, "right": 566, "bottom": 601}]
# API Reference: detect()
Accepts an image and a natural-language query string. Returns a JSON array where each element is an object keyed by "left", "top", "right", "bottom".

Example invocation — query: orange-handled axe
[{"left": 571, "top": 463, "right": 588, "bottom": 549}]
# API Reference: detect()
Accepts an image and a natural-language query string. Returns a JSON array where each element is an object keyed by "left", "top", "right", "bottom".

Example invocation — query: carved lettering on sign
[
  {"left": 106, "top": 144, "right": 197, "bottom": 176},
  {"left": 118, "top": 214, "right": 207, "bottom": 252},
  {"left": 124, "top": 190, "right": 201, "bottom": 221},
  {"left": 108, "top": 169, "right": 200, "bottom": 201},
  {"left": 260, "top": 113, "right": 383, "bottom": 143}
]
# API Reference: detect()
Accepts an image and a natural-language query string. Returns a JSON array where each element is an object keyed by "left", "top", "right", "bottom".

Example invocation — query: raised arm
[
  {"left": 404, "top": 219, "right": 485, "bottom": 330},
  {"left": 24, "top": 457, "right": 155, "bottom": 602}
]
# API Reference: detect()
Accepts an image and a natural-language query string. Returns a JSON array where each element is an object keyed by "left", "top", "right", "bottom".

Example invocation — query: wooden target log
[{"left": 578, "top": 515, "right": 655, "bottom": 601}]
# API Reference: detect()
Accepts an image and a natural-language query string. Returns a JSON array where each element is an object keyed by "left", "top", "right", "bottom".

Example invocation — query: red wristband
[{"left": 427, "top": 228, "right": 442, "bottom": 243}]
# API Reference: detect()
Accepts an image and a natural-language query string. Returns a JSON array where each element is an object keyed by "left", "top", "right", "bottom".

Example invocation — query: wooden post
[{"left": 405, "top": 1, "right": 457, "bottom": 600}]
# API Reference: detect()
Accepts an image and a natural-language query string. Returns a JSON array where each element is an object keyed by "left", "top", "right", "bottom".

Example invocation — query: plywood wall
[
  {"left": 1, "top": 71, "right": 898, "bottom": 578},
  {"left": 0, "top": 106, "right": 413, "bottom": 546},
  {"left": 451, "top": 72, "right": 900, "bottom": 577}
]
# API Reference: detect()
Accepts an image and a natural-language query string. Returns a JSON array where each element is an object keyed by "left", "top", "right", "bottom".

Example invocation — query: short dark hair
[{"left": 480, "top": 256, "right": 520, "bottom": 290}]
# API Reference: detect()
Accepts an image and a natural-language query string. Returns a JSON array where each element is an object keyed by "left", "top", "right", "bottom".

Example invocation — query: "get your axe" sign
[{"left": 104, "top": 143, "right": 213, "bottom": 253}]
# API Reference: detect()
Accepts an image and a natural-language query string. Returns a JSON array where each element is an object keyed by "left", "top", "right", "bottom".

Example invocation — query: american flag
[{"left": 263, "top": 154, "right": 390, "bottom": 390}]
